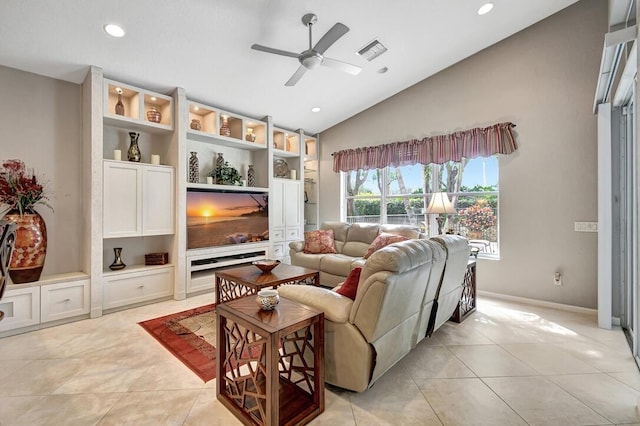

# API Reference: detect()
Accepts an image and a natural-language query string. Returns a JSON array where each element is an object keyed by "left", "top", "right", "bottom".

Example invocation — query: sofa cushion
[
  {"left": 321, "top": 253, "right": 357, "bottom": 277},
  {"left": 291, "top": 252, "right": 323, "bottom": 271},
  {"left": 335, "top": 267, "right": 362, "bottom": 300},
  {"left": 364, "top": 233, "right": 409, "bottom": 259},
  {"left": 342, "top": 223, "right": 380, "bottom": 257},
  {"left": 303, "top": 229, "right": 337, "bottom": 254}
]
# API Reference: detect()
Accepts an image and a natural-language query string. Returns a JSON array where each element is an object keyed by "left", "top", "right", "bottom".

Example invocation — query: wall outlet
[
  {"left": 554, "top": 272, "right": 562, "bottom": 286},
  {"left": 574, "top": 221, "right": 598, "bottom": 232}
]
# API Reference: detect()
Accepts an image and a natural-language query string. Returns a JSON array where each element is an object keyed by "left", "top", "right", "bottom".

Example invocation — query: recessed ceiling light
[
  {"left": 150, "top": 96, "right": 157, "bottom": 101},
  {"left": 478, "top": 3, "right": 494, "bottom": 15},
  {"left": 311, "top": 107, "right": 321, "bottom": 113},
  {"left": 193, "top": 106, "right": 199, "bottom": 111},
  {"left": 104, "top": 23, "right": 125, "bottom": 38}
]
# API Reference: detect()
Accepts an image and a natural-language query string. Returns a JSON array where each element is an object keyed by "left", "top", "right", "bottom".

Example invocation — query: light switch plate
[{"left": 574, "top": 221, "right": 598, "bottom": 232}]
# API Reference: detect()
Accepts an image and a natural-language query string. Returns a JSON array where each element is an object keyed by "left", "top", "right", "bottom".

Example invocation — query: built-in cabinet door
[
  {"left": 104, "top": 161, "right": 142, "bottom": 238},
  {"left": 283, "top": 179, "right": 301, "bottom": 227},
  {"left": 142, "top": 166, "right": 174, "bottom": 235},
  {"left": 272, "top": 180, "right": 286, "bottom": 229}
]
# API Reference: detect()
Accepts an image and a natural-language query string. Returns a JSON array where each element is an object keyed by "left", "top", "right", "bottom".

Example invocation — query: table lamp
[{"left": 426, "top": 192, "right": 457, "bottom": 235}]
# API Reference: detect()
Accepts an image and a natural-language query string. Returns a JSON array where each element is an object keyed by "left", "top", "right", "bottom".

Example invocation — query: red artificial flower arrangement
[{"left": 0, "top": 159, "right": 52, "bottom": 215}]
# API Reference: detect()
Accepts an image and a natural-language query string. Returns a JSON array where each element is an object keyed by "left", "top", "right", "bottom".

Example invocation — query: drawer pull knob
[
  {"left": 138, "top": 285, "right": 144, "bottom": 289},
  {"left": 62, "top": 298, "right": 71, "bottom": 302}
]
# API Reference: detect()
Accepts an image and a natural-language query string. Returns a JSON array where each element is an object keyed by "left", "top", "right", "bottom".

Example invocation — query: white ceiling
[{"left": 0, "top": 0, "right": 581, "bottom": 134}]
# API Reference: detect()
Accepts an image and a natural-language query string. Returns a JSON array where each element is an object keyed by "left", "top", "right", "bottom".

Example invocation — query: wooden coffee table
[
  {"left": 215, "top": 263, "right": 319, "bottom": 304},
  {"left": 216, "top": 296, "right": 325, "bottom": 425}
]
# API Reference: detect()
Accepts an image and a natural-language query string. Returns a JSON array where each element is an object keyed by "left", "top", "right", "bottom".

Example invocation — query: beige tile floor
[{"left": 0, "top": 295, "right": 638, "bottom": 426}]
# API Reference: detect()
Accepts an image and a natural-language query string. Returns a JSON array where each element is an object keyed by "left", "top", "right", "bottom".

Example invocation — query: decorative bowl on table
[
  {"left": 256, "top": 289, "right": 280, "bottom": 310},
  {"left": 252, "top": 259, "right": 280, "bottom": 273}
]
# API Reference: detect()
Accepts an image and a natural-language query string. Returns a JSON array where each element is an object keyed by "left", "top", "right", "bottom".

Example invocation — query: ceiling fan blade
[
  {"left": 313, "top": 23, "right": 349, "bottom": 54},
  {"left": 321, "top": 57, "right": 362, "bottom": 75},
  {"left": 251, "top": 44, "right": 299, "bottom": 58},
  {"left": 285, "top": 66, "right": 308, "bottom": 86}
]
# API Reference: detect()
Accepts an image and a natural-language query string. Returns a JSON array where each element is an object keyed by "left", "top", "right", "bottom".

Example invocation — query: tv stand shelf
[{"left": 186, "top": 243, "right": 269, "bottom": 296}]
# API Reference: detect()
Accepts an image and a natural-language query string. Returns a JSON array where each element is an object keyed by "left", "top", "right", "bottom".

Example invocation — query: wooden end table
[
  {"left": 216, "top": 296, "right": 325, "bottom": 426},
  {"left": 450, "top": 259, "right": 477, "bottom": 323},
  {"left": 215, "top": 264, "right": 319, "bottom": 304}
]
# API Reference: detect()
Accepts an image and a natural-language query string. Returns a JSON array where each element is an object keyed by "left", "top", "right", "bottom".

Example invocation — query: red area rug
[{"left": 139, "top": 304, "right": 217, "bottom": 382}]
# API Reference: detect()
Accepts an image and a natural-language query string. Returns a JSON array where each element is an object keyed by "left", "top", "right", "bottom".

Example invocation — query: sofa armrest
[
  {"left": 289, "top": 240, "right": 304, "bottom": 253},
  {"left": 278, "top": 285, "right": 352, "bottom": 323}
]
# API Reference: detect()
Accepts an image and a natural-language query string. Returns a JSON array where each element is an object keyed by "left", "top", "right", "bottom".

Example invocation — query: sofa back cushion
[
  {"left": 379, "top": 224, "right": 421, "bottom": 239},
  {"left": 321, "top": 222, "right": 350, "bottom": 253},
  {"left": 342, "top": 223, "right": 380, "bottom": 257}
]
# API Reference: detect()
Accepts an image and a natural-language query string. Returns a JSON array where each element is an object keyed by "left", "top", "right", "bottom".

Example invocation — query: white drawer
[
  {"left": 41, "top": 279, "right": 90, "bottom": 323},
  {"left": 271, "top": 228, "right": 285, "bottom": 242},
  {"left": 103, "top": 267, "right": 173, "bottom": 310},
  {"left": 0, "top": 286, "right": 40, "bottom": 332},
  {"left": 285, "top": 227, "right": 300, "bottom": 240},
  {"left": 272, "top": 243, "right": 286, "bottom": 258}
]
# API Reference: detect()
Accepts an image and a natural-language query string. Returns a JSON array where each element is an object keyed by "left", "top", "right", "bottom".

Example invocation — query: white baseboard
[{"left": 478, "top": 290, "right": 597, "bottom": 316}]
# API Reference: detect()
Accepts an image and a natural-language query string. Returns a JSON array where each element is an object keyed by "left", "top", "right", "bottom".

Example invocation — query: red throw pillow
[
  {"left": 364, "top": 233, "right": 409, "bottom": 259},
  {"left": 303, "top": 229, "right": 337, "bottom": 254},
  {"left": 335, "top": 267, "right": 362, "bottom": 300}
]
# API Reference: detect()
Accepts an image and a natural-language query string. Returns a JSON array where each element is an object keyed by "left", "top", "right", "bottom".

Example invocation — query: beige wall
[
  {"left": 0, "top": 65, "right": 83, "bottom": 275},
  {"left": 319, "top": 0, "right": 606, "bottom": 308}
]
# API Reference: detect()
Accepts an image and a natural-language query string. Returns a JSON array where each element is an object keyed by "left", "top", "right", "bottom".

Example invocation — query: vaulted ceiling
[{"left": 0, "top": 1, "right": 581, "bottom": 133}]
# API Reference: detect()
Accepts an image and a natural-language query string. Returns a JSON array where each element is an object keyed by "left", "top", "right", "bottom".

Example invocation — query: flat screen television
[{"left": 186, "top": 188, "right": 269, "bottom": 250}]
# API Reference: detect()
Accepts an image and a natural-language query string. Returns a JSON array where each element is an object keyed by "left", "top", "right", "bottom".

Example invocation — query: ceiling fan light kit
[{"left": 251, "top": 13, "right": 362, "bottom": 86}]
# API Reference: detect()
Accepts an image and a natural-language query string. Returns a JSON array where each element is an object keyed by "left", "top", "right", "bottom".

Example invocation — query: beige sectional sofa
[
  {"left": 281, "top": 232, "right": 470, "bottom": 392},
  {"left": 289, "top": 221, "right": 427, "bottom": 287}
]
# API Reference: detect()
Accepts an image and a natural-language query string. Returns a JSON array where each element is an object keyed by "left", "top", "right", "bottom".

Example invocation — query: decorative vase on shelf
[
  {"left": 247, "top": 165, "right": 256, "bottom": 187},
  {"left": 4, "top": 209, "right": 47, "bottom": 284},
  {"left": 188, "top": 152, "right": 199, "bottom": 183},
  {"left": 146, "top": 107, "right": 162, "bottom": 123},
  {"left": 115, "top": 92, "right": 125, "bottom": 116},
  {"left": 190, "top": 119, "right": 201, "bottom": 131},
  {"left": 128, "top": 132, "right": 141, "bottom": 162},
  {"left": 216, "top": 153, "right": 225, "bottom": 170},
  {"left": 220, "top": 115, "right": 231, "bottom": 137},
  {"left": 245, "top": 128, "right": 256, "bottom": 142},
  {"left": 109, "top": 247, "right": 126, "bottom": 271}
]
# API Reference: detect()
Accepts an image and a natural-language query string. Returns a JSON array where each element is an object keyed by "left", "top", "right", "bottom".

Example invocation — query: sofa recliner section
[{"left": 279, "top": 234, "right": 470, "bottom": 392}]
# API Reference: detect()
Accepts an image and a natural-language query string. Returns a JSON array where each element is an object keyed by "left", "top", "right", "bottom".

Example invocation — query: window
[{"left": 343, "top": 157, "right": 499, "bottom": 257}]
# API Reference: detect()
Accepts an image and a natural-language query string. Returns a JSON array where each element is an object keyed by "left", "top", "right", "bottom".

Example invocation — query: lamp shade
[{"left": 426, "top": 192, "right": 457, "bottom": 214}]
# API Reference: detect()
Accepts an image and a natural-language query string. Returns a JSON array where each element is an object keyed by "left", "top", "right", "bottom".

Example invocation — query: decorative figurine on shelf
[
  {"left": 147, "top": 107, "right": 162, "bottom": 123},
  {"left": 220, "top": 115, "right": 231, "bottom": 137},
  {"left": 247, "top": 165, "right": 256, "bottom": 187},
  {"left": 245, "top": 128, "right": 256, "bottom": 142},
  {"left": 190, "top": 119, "right": 202, "bottom": 131},
  {"left": 188, "top": 152, "right": 199, "bottom": 183},
  {"left": 115, "top": 88, "right": 125, "bottom": 116},
  {"left": 109, "top": 247, "right": 126, "bottom": 270},
  {"left": 127, "top": 132, "right": 141, "bottom": 162}
]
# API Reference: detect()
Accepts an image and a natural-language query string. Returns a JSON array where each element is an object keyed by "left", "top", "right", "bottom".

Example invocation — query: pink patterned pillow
[
  {"left": 303, "top": 229, "right": 337, "bottom": 254},
  {"left": 364, "top": 233, "right": 409, "bottom": 259}
]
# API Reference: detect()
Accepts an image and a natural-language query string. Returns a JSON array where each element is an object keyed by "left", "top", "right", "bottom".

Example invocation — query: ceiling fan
[{"left": 251, "top": 13, "right": 362, "bottom": 87}]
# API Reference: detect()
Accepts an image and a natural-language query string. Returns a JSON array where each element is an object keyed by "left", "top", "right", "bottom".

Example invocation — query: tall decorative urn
[{"left": 4, "top": 209, "right": 47, "bottom": 284}]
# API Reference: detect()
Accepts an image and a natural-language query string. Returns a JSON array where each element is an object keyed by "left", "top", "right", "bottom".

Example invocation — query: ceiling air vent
[{"left": 357, "top": 39, "right": 387, "bottom": 62}]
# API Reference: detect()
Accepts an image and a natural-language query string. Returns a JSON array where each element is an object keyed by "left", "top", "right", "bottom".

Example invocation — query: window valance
[{"left": 332, "top": 122, "right": 517, "bottom": 173}]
